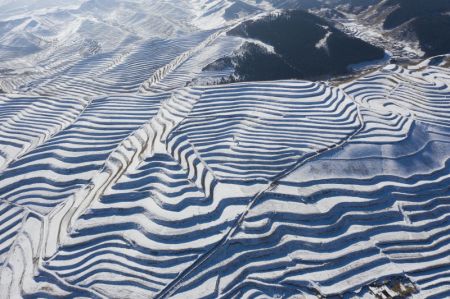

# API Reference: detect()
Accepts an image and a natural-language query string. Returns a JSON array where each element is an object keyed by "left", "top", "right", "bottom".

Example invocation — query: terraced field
[
  {"left": 0, "top": 59, "right": 449, "bottom": 298},
  {"left": 0, "top": 1, "right": 450, "bottom": 298}
]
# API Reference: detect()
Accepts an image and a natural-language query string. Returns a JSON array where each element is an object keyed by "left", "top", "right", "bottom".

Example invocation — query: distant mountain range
[
  {"left": 365, "top": 0, "right": 450, "bottom": 56},
  {"left": 267, "top": 0, "right": 450, "bottom": 57}
]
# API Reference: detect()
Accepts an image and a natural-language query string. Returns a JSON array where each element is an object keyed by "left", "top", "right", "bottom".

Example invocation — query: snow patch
[
  {"left": 244, "top": 37, "right": 275, "bottom": 54},
  {"left": 315, "top": 31, "right": 332, "bottom": 53}
]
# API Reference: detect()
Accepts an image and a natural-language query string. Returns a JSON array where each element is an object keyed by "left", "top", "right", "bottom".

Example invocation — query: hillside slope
[
  {"left": 1, "top": 61, "right": 450, "bottom": 298},
  {"left": 342, "top": 0, "right": 450, "bottom": 58},
  {"left": 220, "top": 9, "right": 385, "bottom": 82},
  {"left": 0, "top": 1, "right": 449, "bottom": 298}
]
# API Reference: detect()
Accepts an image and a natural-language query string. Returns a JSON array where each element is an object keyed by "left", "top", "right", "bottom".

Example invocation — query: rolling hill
[
  {"left": 214, "top": 9, "right": 386, "bottom": 82},
  {"left": 0, "top": 1, "right": 449, "bottom": 298}
]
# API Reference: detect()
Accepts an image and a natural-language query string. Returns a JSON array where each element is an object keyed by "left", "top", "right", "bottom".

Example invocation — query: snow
[
  {"left": 0, "top": 1, "right": 449, "bottom": 299},
  {"left": 315, "top": 31, "right": 332, "bottom": 53},
  {"left": 348, "top": 51, "right": 391, "bottom": 71},
  {"left": 245, "top": 37, "right": 276, "bottom": 54}
]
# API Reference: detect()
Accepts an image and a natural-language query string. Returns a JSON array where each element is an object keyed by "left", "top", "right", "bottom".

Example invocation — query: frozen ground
[{"left": 0, "top": 1, "right": 450, "bottom": 298}]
